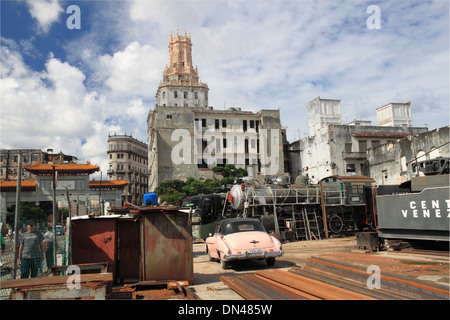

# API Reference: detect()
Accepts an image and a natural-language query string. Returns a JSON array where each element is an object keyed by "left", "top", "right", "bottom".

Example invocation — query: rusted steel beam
[
  {"left": 251, "top": 274, "right": 321, "bottom": 300},
  {"left": 290, "top": 267, "right": 414, "bottom": 300},
  {"left": 183, "top": 287, "right": 201, "bottom": 300},
  {"left": 256, "top": 269, "right": 376, "bottom": 300},
  {"left": 307, "top": 256, "right": 449, "bottom": 300},
  {"left": 220, "top": 275, "right": 270, "bottom": 300}
]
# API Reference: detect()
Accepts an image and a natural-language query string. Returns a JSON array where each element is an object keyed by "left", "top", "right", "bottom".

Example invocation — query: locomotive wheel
[{"left": 329, "top": 215, "right": 343, "bottom": 233}]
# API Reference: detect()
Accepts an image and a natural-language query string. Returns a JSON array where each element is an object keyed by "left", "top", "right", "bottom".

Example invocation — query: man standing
[
  {"left": 18, "top": 220, "right": 46, "bottom": 278},
  {"left": 44, "top": 226, "right": 54, "bottom": 270}
]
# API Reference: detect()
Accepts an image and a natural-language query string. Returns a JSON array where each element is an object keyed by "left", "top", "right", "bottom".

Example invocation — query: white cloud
[
  {"left": 1, "top": 0, "right": 448, "bottom": 170},
  {"left": 25, "top": 0, "right": 63, "bottom": 33},
  {"left": 100, "top": 41, "right": 165, "bottom": 98},
  {"left": 0, "top": 39, "right": 115, "bottom": 174}
]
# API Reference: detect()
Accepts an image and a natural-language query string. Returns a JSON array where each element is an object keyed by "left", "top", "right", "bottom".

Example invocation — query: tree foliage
[
  {"left": 6, "top": 201, "right": 53, "bottom": 227},
  {"left": 155, "top": 164, "right": 248, "bottom": 204}
]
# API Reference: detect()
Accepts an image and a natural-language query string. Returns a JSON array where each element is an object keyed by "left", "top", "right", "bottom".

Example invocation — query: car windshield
[{"left": 222, "top": 220, "right": 266, "bottom": 235}]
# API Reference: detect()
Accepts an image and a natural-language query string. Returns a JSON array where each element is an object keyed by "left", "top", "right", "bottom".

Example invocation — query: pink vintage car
[{"left": 205, "top": 218, "right": 283, "bottom": 269}]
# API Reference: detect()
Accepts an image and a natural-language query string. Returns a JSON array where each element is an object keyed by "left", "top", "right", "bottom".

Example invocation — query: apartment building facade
[
  {"left": 107, "top": 133, "right": 148, "bottom": 205},
  {"left": 0, "top": 149, "right": 77, "bottom": 181}
]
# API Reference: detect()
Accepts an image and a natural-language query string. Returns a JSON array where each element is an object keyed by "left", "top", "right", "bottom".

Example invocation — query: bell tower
[{"left": 155, "top": 31, "right": 209, "bottom": 108}]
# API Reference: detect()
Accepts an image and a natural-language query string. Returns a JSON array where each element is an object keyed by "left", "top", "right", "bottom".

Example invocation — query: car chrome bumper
[{"left": 223, "top": 249, "right": 284, "bottom": 261}]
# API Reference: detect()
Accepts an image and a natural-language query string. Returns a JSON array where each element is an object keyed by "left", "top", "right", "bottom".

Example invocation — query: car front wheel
[
  {"left": 220, "top": 254, "right": 231, "bottom": 269},
  {"left": 266, "top": 257, "right": 275, "bottom": 267}
]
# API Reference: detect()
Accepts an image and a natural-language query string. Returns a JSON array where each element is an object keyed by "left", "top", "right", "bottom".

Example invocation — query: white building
[{"left": 289, "top": 97, "right": 427, "bottom": 184}]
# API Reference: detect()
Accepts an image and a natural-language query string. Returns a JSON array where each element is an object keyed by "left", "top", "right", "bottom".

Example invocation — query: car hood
[{"left": 223, "top": 231, "right": 277, "bottom": 250}]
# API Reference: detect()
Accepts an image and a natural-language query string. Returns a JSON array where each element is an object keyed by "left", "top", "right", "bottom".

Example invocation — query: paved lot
[
  {"left": 190, "top": 237, "right": 357, "bottom": 300},
  {"left": 189, "top": 236, "right": 449, "bottom": 300}
]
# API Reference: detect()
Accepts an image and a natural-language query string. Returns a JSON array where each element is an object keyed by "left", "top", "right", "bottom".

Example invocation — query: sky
[{"left": 1, "top": 0, "right": 449, "bottom": 179}]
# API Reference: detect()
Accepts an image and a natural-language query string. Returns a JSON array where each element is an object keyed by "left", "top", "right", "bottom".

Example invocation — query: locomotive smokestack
[{"left": 247, "top": 165, "right": 256, "bottom": 178}]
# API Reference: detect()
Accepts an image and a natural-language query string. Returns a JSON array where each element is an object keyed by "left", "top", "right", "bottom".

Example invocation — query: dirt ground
[{"left": 189, "top": 236, "right": 450, "bottom": 300}]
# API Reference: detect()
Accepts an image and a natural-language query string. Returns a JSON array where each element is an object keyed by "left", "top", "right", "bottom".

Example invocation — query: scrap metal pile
[{"left": 221, "top": 256, "right": 449, "bottom": 300}]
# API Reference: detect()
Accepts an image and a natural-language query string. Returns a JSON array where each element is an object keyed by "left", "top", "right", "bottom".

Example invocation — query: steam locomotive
[
  {"left": 226, "top": 173, "right": 376, "bottom": 241},
  {"left": 224, "top": 157, "right": 449, "bottom": 243}
]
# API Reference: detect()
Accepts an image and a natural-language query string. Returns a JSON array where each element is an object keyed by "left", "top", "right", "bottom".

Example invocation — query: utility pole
[
  {"left": 52, "top": 165, "right": 57, "bottom": 266},
  {"left": 12, "top": 153, "right": 22, "bottom": 279},
  {"left": 65, "top": 187, "right": 72, "bottom": 265}
]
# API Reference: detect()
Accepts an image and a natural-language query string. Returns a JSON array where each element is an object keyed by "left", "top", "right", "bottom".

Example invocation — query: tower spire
[{"left": 156, "top": 32, "right": 209, "bottom": 108}]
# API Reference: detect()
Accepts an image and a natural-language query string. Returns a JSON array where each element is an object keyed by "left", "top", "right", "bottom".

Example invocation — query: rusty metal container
[
  {"left": 139, "top": 206, "right": 193, "bottom": 284},
  {"left": 71, "top": 215, "right": 140, "bottom": 284}
]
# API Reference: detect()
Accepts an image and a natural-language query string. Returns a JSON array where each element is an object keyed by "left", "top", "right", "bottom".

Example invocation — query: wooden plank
[
  {"left": 49, "top": 262, "right": 108, "bottom": 275},
  {"left": 0, "top": 273, "right": 113, "bottom": 290}
]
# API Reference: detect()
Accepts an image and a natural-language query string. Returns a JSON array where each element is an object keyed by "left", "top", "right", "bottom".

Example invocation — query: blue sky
[{"left": 1, "top": 0, "right": 449, "bottom": 178}]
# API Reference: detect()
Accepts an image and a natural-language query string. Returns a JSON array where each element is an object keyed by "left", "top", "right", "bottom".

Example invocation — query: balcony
[{"left": 342, "top": 152, "right": 367, "bottom": 160}]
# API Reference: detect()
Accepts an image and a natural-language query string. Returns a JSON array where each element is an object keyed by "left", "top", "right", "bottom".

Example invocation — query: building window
[
  {"left": 215, "top": 119, "right": 220, "bottom": 130},
  {"left": 184, "top": 91, "right": 188, "bottom": 99},
  {"left": 167, "top": 115, "right": 172, "bottom": 119},
  {"left": 174, "top": 91, "right": 178, "bottom": 98},
  {"left": 162, "top": 91, "right": 166, "bottom": 99},
  {"left": 345, "top": 143, "right": 352, "bottom": 152},
  {"left": 250, "top": 120, "right": 255, "bottom": 129},
  {"left": 243, "top": 120, "right": 248, "bottom": 132},
  {"left": 223, "top": 138, "right": 227, "bottom": 148},
  {"left": 382, "top": 169, "right": 388, "bottom": 183},
  {"left": 202, "top": 119, "right": 207, "bottom": 128},
  {"left": 194, "top": 92, "right": 198, "bottom": 99},
  {"left": 346, "top": 164, "right": 356, "bottom": 173},
  {"left": 222, "top": 119, "right": 226, "bottom": 128},
  {"left": 358, "top": 140, "right": 367, "bottom": 152},
  {"left": 216, "top": 139, "right": 221, "bottom": 152}
]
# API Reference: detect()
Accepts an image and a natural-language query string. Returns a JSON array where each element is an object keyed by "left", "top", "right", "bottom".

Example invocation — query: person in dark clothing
[
  {"left": 18, "top": 220, "right": 45, "bottom": 278},
  {"left": 44, "top": 226, "right": 54, "bottom": 269}
]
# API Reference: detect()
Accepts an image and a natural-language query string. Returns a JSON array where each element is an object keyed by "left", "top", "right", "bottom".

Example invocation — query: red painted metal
[
  {"left": 72, "top": 218, "right": 118, "bottom": 281},
  {"left": 71, "top": 216, "right": 140, "bottom": 284}
]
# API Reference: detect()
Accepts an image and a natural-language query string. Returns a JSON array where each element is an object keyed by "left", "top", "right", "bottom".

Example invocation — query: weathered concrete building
[
  {"left": 0, "top": 149, "right": 77, "bottom": 181},
  {"left": 367, "top": 126, "right": 449, "bottom": 185},
  {"left": 147, "top": 33, "right": 285, "bottom": 191},
  {"left": 107, "top": 133, "right": 148, "bottom": 205},
  {"left": 289, "top": 97, "right": 428, "bottom": 184}
]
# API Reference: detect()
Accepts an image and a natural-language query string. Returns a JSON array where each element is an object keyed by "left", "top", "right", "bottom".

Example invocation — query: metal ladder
[
  {"left": 293, "top": 208, "right": 321, "bottom": 241},
  {"left": 306, "top": 209, "right": 321, "bottom": 241},
  {"left": 292, "top": 209, "right": 308, "bottom": 240}
]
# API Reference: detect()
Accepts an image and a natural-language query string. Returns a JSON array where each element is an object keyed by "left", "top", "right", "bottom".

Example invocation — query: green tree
[
  {"left": 155, "top": 165, "right": 248, "bottom": 204},
  {"left": 212, "top": 164, "right": 248, "bottom": 185},
  {"left": 6, "top": 201, "right": 52, "bottom": 227}
]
